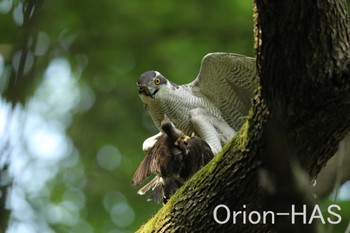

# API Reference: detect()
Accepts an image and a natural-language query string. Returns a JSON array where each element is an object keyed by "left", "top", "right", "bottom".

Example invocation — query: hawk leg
[{"left": 190, "top": 108, "right": 236, "bottom": 155}]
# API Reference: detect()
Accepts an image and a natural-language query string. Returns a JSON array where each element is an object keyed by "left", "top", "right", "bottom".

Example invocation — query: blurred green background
[{"left": 0, "top": 0, "right": 349, "bottom": 233}]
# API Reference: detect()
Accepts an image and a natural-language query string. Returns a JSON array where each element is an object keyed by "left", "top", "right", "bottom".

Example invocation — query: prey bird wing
[
  {"left": 132, "top": 116, "right": 214, "bottom": 204},
  {"left": 189, "top": 53, "right": 258, "bottom": 130},
  {"left": 131, "top": 135, "right": 168, "bottom": 186}
]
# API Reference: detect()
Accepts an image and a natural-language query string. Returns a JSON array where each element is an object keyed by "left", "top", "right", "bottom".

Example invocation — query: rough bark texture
[{"left": 137, "top": 0, "right": 350, "bottom": 232}]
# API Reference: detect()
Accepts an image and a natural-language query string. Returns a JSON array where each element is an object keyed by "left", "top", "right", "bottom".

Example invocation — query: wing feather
[
  {"left": 132, "top": 135, "right": 168, "bottom": 186},
  {"left": 188, "top": 52, "right": 258, "bottom": 130}
]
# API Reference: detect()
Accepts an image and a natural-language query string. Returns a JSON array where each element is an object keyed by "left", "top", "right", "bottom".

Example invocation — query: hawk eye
[{"left": 154, "top": 78, "right": 161, "bottom": 85}]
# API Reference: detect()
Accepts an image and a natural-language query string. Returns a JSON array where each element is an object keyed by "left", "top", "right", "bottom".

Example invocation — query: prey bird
[
  {"left": 132, "top": 116, "right": 213, "bottom": 204},
  {"left": 137, "top": 52, "right": 258, "bottom": 154}
]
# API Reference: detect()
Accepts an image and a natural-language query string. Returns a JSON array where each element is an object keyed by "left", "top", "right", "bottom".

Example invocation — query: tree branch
[{"left": 136, "top": 0, "right": 350, "bottom": 232}]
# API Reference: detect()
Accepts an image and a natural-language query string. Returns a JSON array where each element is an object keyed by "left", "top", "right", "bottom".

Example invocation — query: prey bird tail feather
[{"left": 137, "top": 175, "right": 162, "bottom": 195}]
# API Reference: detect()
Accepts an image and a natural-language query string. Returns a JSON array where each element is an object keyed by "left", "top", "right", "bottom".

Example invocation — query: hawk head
[{"left": 136, "top": 71, "right": 168, "bottom": 99}]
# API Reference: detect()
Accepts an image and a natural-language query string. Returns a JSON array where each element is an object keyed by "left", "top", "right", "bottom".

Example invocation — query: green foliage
[
  {"left": 320, "top": 198, "right": 350, "bottom": 233},
  {"left": 2, "top": 0, "right": 350, "bottom": 232},
  {"left": 1, "top": 0, "right": 254, "bottom": 232}
]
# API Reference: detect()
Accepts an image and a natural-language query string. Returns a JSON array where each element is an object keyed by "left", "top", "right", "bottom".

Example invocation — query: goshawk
[{"left": 137, "top": 52, "right": 258, "bottom": 154}]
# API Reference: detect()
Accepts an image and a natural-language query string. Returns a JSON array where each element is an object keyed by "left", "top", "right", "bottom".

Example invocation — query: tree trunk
[
  {"left": 314, "top": 132, "right": 350, "bottom": 198},
  {"left": 136, "top": 0, "right": 350, "bottom": 232}
]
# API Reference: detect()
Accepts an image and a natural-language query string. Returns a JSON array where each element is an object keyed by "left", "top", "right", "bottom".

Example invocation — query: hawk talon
[
  {"left": 174, "top": 135, "right": 191, "bottom": 146},
  {"left": 134, "top": 52, "right": 257, "bottom": 204},
  {"left": 183, "top": 135, "right": 191, "bottom": 143},
  {"left": 136, "top": 53, "right": 257, "bottom": 155}
]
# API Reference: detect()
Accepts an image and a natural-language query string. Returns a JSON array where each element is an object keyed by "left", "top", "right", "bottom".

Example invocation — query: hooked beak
[{"left": 137, "top": 83, "right": 157, "bottom": 99}]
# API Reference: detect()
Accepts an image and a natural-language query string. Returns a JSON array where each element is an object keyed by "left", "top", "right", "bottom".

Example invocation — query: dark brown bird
[{"left": 132, "top": 116, "right": 214, "bottom": 204}]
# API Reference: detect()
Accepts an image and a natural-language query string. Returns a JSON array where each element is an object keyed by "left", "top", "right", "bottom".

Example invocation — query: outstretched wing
[
  {"left": 188, "top": 53, "right": 258, "bottom": 130},
  {"left": 132, "top": 134, "right": 168, "bottom": 186},
  {"left": 131, "top": 152, "right": 154, "bottom": 186}
]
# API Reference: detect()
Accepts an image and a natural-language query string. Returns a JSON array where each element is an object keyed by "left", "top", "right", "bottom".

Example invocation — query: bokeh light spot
[
  {"left": 110, "top": 202, "right": 135, "bottom": 227},
  {"left": 71, "top": 220, "right": 94, "bottom": 233},
  {"left": 12, "top": 2, "right": 23, "bottom": 25},
  {"left": 12, "top": 50, "right": 34, "bottom": 75},
  {"left": 0, "top": 0, "right": 12, "bottom": 14},
  {"left": 103, "top": 191, "right": 127, "bottom": 213},
  {"left": 63, "top": 188, "right": 86, "bottom": 209},
  {"left": 97, "top": 145, "right": 122, "bottom": 171},
  {"left": 0, "top": 54, "right": 4, "bottom": 77},
  {"left": 34, "top": 31, "right": 51, "bottom": 56},
  {"left": 63, "top": 166, "right": 86, "bottom": 189}
]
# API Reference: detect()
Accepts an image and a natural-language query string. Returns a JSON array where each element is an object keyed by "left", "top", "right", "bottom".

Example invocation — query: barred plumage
[{"left": 137, "top": 52, "right": 258, "bottom": 154}]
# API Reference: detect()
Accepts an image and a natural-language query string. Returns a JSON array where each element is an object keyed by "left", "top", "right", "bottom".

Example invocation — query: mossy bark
[{"left": 137, "top": 0, "right": 350, "bottom": 232}]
